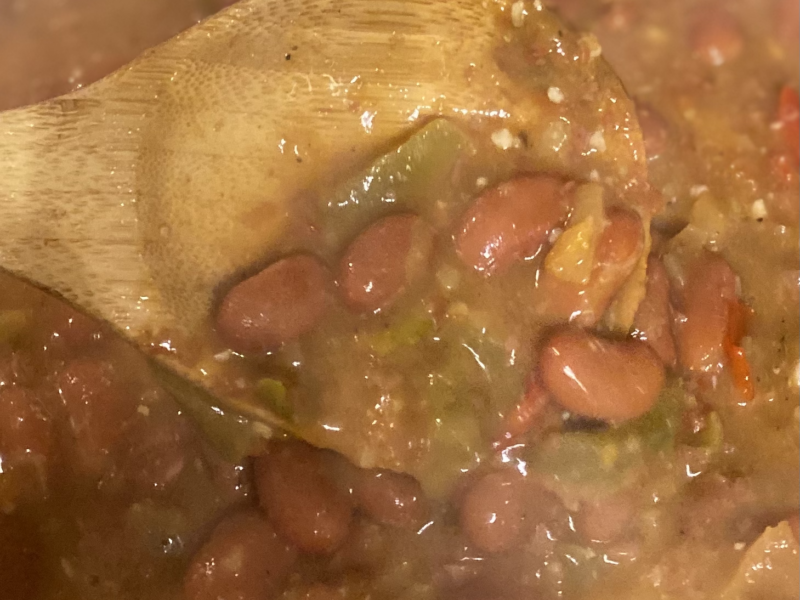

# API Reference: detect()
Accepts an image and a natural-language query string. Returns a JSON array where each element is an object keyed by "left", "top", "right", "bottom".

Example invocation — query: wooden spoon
[{"left": 0, "top": 0, "right": 646, "bottom": 457}]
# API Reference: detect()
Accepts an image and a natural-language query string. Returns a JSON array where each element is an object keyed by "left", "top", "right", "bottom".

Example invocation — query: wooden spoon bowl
[{"left": 0, "top": 0, "right": 646, "bottom": 458}]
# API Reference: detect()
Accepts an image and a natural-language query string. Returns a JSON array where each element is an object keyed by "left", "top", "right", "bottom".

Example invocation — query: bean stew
[{"left": 0, "top": 0, "right": 798, "bottom": 599}]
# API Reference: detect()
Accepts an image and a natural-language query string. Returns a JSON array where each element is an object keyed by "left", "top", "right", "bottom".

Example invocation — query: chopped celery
[
  {"left": 255, "top": 378, "right": 292, "bottom": 420},
  {"left": 365, "top": 314, "right": 434, "bottom": 357},
  {"left": 0, "top": 310, "right": 32, "bottom": 344},
  {"left": 418, "top": 405, "right": 484, "bottom": 499},
  {"left": 320, "top": 119, "right": 472, "bottom": 249}
]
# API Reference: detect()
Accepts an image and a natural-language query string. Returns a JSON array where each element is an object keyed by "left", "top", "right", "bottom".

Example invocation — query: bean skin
[
  {"left": 339, "top": 214, "right": 431, "bottom": 313},
  {"left": 216, "top": 255, "right": 332, "bottom": 353},
  {"left": 455, "top": 176, "right": 572, "bottom": 276},
  {"left": 254, "top": 441, "right": 353, "bottom": 554},
  {"left": 633, "top": 257, "right": 677, "bottom": 367},
  {"left": 460, "top": 470, "right": 527, "bottom": 553},
  {"left": 574, "top": 492, "right": 636, "bottom": 544},
  {"left": 677, "top": 252, "right": 737, "bottom": 373},
  {"left": 636, "top": 104, "right": 670, "bottom": 161},
  {"left": 0, "top": 388, "right": 52, "bottom": 463},
  {"left": 57, "top": 359, "right": 138, "bottom": 474},
  {"left": 184, "top": 510, "right": 296, "bottom": 600},
  {"left": 690, "top": 7, "right": 743, "bottom": 67},
  {"left": 353, "top": 468, "right": 429, "bottom": 530},
  {"left": 538, "top": 208, "right": 645, "bottom": 326},
  {"left": 540, "top": 328, "right": 664, "bottom": 422}
]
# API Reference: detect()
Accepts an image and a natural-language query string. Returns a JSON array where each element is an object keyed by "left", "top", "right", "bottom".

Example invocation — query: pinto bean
[
  {"left": 339, "top": 214, "right": 431, "bottom": 313},
  {"left": 184, "top": 510, "right": 296, "bottom": 600},
  {"left": 633, "top": 257, "right": 677, "bottom": 367},
  {"left": 690, "top": 7, "right": 743, "bottom": 67},
  {"left": 540, "top": 329, "right": 664, "bottom": 421},
  {"left": 455, "top": 176, "right": 572, "bottom": 275},
  {"left": 216, "top": 255, "right": 332, "bottom": 353},
  {"left": 354, "top": 468, "right": 429, "bottom": 530},
  {"left": 460, "top": 470, "right": 527, "bottom": 553},
  {"left": 254, "top": 441, "right": 353, "bottom": 554},
  {"left": 538, "top": 208, "right": 645, "bottom": 326},
  {"left": 677, "top": 252, "right": 737, "bottom": 373}
]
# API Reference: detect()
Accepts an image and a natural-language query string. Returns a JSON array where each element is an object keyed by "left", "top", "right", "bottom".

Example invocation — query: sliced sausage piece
[
  {"left": 690, "top": 7, "right": 743, "bottom": 66},
  {"left": 184, "top": 509, "right": 296, "bottom": 600},
  {"left": 677, "top": 252, "right": 737, "bottom": 373},
  {"left": 538, "top": 208, "right": 645, "bottom": 326},
  {"left": 455, "top": 176, "right": 572, "bottom": 275},
  {"left": 216, "top": 255, "right": 332, "bottom": 353},
  {"left": 633, "top": 257, "right": 677, "bottom": 367},
  {"left": 254, "top": 441, "right": 353, "bottom": 554},
  {"left": 339, "top": 214, "right": 431, "bottom": 313},
  {"left": 460, "top": 470, "right": 527, "bottom": 553},
  {"left": 540, "top": 328, "right": 664, "bottom": 422},
  {"left": 353, "top": 468, "right": 429, "bottom": 530}
]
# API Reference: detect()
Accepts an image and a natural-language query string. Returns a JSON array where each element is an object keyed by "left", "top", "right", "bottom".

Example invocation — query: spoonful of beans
[{"left": 0, "top": 0, "right": 653, "bottom": 471}]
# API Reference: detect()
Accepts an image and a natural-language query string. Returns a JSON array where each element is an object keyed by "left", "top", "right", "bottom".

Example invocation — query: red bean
[
  {"left": 120, "top": 409, "right": 193, "bottom": 493},
  {"left": 0, "top": 388, "right": 52, "bottom": 463},
  {"left": 540, "top": 329, "right": 664, "bottom": 422},
  {"left": 775, "top": 0, "right": 799, "bottom": 49},
  {"left": 254, "top": 441, "right": 353, "bottom": 554},
  {"left": 57, "top": 359, "right": 138, "bottom": 473},
  {"left": 633, "top": 257, "right": 677, "bottom": 367},
  {"left": 339, "top": 214, "right": 431, "bottom": 313},
  {"left": 690, "top": 8, "right": 743, "bottom": 66},
  {"left": 184, "top": 509, "right": 296, "bottom": 600},
  {"left": 353, "top": 468, "right": 429, "bottom": 530},
  {"left": 636, "top": 104, "right": 670, "bottom": 161},
  {"left": 0, "top": 514, "right": 43, "bottom": 600},
  {"left": 455, "top": 176, "right": 572, "bottom": 275},
  {"left": 677, "top": 252, "right": 737, "bottom": 373},
  {"left": 460, "top": 470, "right": 527, "bottom": 553},
  {"left": 538, "top": 208, "right": 645, "bottom": 326},
  {"left": 216, "top": 255, "right": 332, "bottom": 353},
  {"left": 40, "top": 302, "right": 104, "bottom": 356}
]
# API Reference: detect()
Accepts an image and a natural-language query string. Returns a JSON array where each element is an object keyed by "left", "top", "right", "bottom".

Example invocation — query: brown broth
[{"left": 1, "top": 1, "right": 798, "bottom": 599}]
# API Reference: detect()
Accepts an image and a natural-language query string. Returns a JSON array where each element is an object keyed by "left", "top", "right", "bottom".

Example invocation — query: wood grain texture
[{"left": 0, "top": 0, "right": 645, "bottom": 432}]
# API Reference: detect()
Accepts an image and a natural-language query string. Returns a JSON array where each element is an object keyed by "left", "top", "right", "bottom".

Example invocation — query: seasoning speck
[
  {"left": 589, "top": 130, "right": 607, "bottom": 152},
  {"left": 491, "top": 128, "right": 520, "bottom": 150},
  {"left": 511, "top": 1, "right": 527, "bottom": 27},
  {"left": 548, "top": 86, "right": 565, "bottom": 104},
  {"left": 750, "top": 199, "right": 768, "bottom": 221}
]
